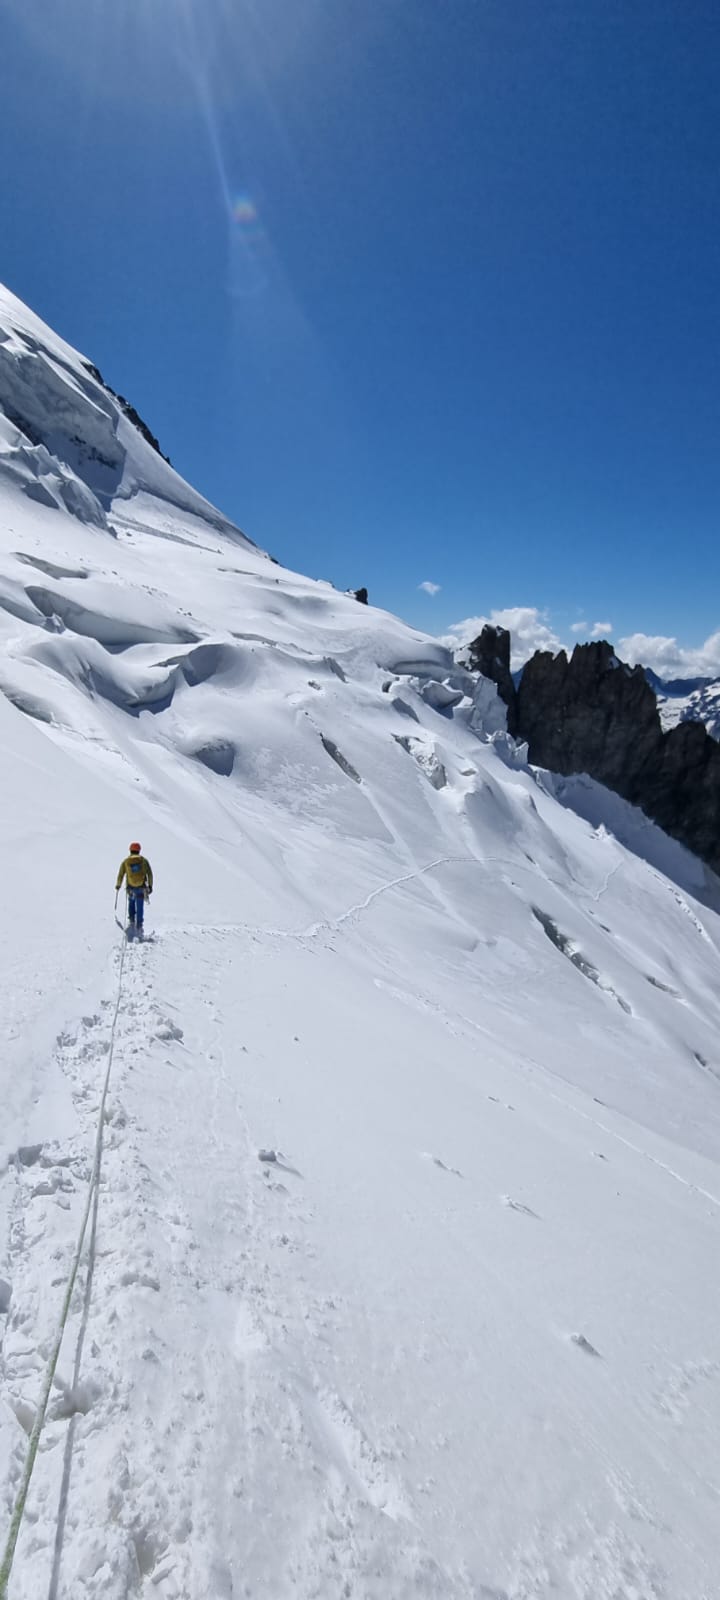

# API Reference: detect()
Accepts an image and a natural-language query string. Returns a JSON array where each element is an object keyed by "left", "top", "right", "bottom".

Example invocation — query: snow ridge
[{"left": 0, "top": 284, "right": 252, "bottom": 538}]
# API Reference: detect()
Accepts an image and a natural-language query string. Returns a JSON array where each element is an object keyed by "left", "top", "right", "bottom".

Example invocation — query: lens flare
[{"left": 232, "top": 195, "right": 259, "bottom": 226}]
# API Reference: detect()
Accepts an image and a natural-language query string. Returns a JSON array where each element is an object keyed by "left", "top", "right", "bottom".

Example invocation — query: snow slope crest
[
  {"left": 1, "top": 283, "right": 720, "bottom": 1600},
  {"left": 0, "top": 282, "right": 250, "bottom": 535}
]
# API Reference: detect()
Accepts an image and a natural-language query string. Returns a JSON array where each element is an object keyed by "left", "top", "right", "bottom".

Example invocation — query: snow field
[
  {"left": 5, "top": 873, "right": 720, "bottom": 1598},
  {"left": 1, "top": 283, "right": 720, "bottom": 1597}
]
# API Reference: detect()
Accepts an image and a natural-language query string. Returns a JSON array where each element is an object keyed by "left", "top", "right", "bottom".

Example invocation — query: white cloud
[
  {"left": 418, "top": 581, "right": 441, "bottom": 596},
  {"left": 440, "top": 606, "right": 720, "bottom": 680},
  {"left": 571, "top": 619, "right": 612, "bottom": 638},
  {"left": 440, "top": 607, "right": 563, "bottom": 670},
  {"left": 618, "top": 629, "right": 720, "bottom": 680}
]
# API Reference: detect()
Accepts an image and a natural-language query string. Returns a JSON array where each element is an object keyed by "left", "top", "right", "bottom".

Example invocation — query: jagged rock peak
[
  {"left": 516, "top": 640, "right": 720, "bottom": 876},
  {"left": 460, "top": 631, "right": 720, "bottom": 876},
  {"left": 462, "top": 624, "right": 517, "bottom": 733}
]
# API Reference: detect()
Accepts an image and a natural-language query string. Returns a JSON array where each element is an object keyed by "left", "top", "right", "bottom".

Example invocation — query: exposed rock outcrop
[
  {"left": 463, "top": 624, "right": 517, "bottom": 733},
  {"left": 82, "top": 361, "right": 171, "bottom": 462},
  {"left": 462, "top": 628, "right": 720, "bottom": 874},
  {"left": 516, "top": 642, "right": 658, "bottom": 794},
  {"left": 514, "top": 641, "right": 720, "bottom": 875}
]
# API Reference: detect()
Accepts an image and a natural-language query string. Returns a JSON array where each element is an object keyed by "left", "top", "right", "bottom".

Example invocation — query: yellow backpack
[{"left": 126, "top": 855, "right": 147, "bottom": 887}]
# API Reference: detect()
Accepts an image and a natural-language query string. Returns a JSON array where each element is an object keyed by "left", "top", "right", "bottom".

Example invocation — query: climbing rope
[{"left": 0, "top": 932, "right": 128, "bottom": 1598}]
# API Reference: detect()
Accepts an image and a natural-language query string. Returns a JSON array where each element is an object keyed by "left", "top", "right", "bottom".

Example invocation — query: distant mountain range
[{"left": 643, "top": 669, "right": 720, "bottom": 741}]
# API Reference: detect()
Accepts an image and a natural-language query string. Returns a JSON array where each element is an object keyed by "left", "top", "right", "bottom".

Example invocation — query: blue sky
[{"left": 2, "top": 0, "right": 719, "bottom": 667}]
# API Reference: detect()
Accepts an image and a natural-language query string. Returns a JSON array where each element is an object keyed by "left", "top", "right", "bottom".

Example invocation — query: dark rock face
[
  {"left": 516, "top": 643, "right": 658, "bottom": 794},
  {"left": 82, "top": 360, "right": 171, "bottom": 463},
  {"left": 648, "top": 720, "right": 720, "bottom": 873},
  {"left": 353, "top": 587, "right": 369, "bottom": 605},
  {"left": 464, "top": 625, "right": 517, "bottom": 734},
  {"left": 115, "top": 395, "right": 170, "bottom": 462},
  {"left": 514, "top": 641, "right": 720, "bottom": 875}
]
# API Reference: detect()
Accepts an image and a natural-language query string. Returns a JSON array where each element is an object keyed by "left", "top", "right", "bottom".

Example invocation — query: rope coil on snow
[{"left": 0, "top": 933, "right": 128, "bottom": 1598}]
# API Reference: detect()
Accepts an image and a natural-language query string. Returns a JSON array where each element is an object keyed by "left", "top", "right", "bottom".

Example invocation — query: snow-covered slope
[
  {"left": 2, "top": 286, "right": 720, "bottom": 1600},
  {"left": 0, "top": 284, "right": 244, "bottom": 535},
  {"left": 652, "top": 675, "right": 720, "bottom": 741}
]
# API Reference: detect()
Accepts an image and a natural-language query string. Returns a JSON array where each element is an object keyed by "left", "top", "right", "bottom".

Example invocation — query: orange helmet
[{"left": 129, "top": 842, "right": 142, "bottom": 854}]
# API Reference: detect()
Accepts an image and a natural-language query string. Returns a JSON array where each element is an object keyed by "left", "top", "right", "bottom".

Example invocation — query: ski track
[
  {"left": 175, "top": 847, "right": 646, "bottom": 946},
  {"left": 170, "top": 850, "right": 720, "bottom": 1223}
]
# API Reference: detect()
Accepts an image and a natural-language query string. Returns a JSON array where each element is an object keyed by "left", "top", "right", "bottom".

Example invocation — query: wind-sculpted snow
[
  {"left": 14, "top": 553, "right": 89, "bottom": 581},
  {"left": 0, "top": 285, "right": 255, "bottom": 538},
  {"left": 23, "top": 585, "right": 200, "bottom": 648},
  {"left": 0, "top": 328, "right": 125, "bottom": 499},
  {"left": 0, "top": 421, "right": 108, "bottom": 529},
  {"left": 1, "top": 284, "right": 720, "bottom": 1600}
]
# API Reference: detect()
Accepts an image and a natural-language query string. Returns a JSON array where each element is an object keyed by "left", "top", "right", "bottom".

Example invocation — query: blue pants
[{"left": 128, "top": 889, "right": 145, "bottom": 927}]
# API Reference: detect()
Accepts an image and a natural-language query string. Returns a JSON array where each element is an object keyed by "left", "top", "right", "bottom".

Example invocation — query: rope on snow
[{"left": 0, "top": 929, "right": 129, "bottom": 1598}]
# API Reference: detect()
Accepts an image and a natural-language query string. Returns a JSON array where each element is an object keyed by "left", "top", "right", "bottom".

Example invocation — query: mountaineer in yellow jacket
[{"left": 116, "top": 843, "right": 153, "bottom": 936}]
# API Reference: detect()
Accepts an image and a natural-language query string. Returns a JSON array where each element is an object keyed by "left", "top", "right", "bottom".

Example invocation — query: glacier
[{"left": 1, "top": 283, "right": 719, "bottom": 1600}]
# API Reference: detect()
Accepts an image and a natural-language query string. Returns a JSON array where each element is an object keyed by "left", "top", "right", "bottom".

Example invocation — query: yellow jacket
[{"left": 116, "top": 855, "right": 153, "bottom": 893}]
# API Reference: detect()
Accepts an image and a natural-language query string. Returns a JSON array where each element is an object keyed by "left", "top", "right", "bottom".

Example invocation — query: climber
[{"left": 116, "top": 842, "right": 153, "bottom": 934}]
